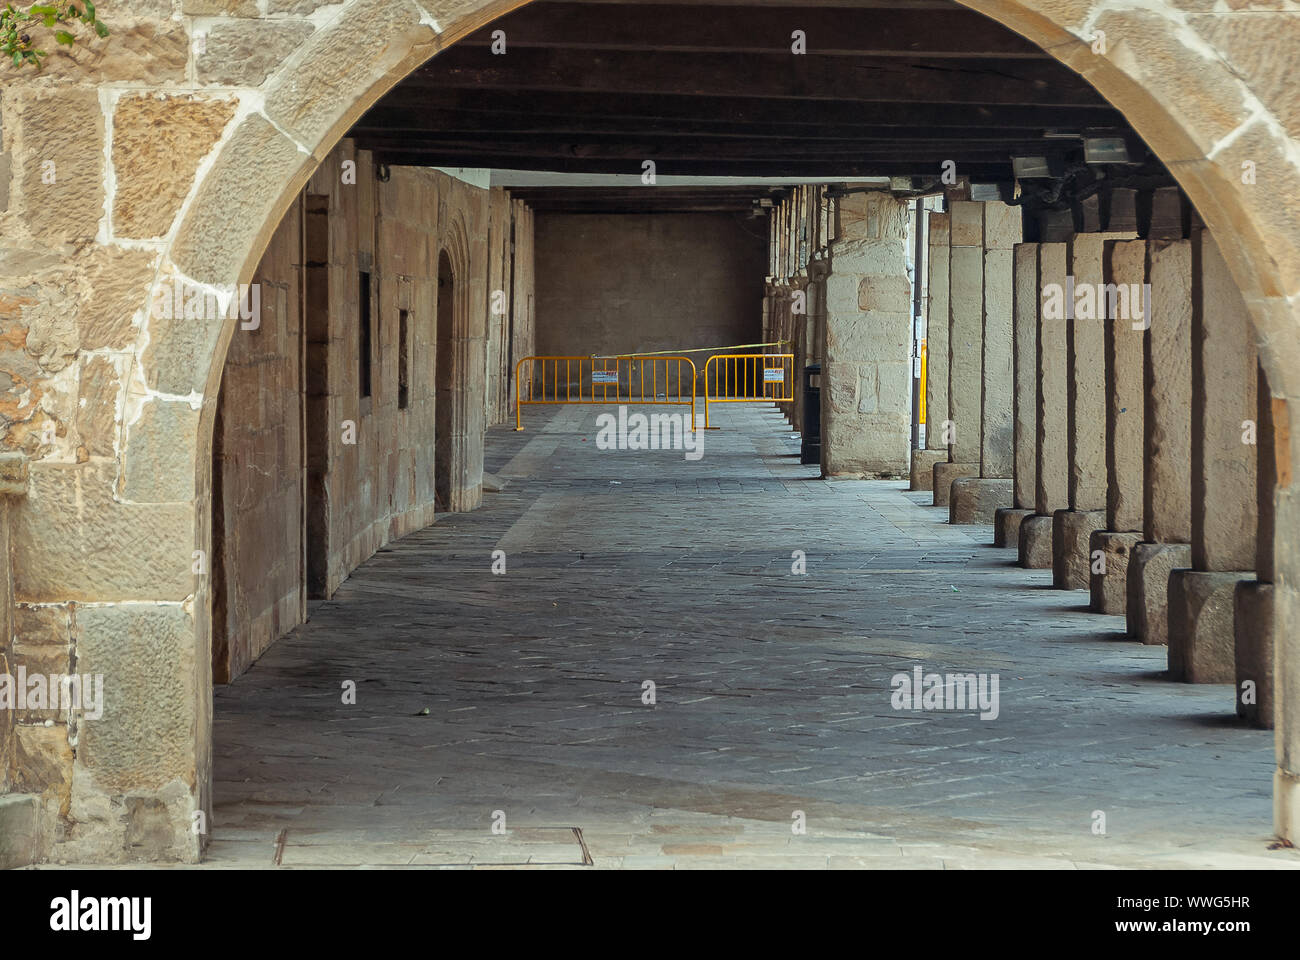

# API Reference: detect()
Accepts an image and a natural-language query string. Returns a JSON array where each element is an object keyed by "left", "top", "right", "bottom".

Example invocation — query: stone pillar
[
  {"left": 1053, "top": 234, "right": 1128, "bottom": 588},
  {"left": 952, "top": 202, "right": 1020, "bottom": 523},
  {"left": 1168, "top": 230, "right": 1258, "bottom": 683},
  {"left": 934, "top": 201, "right": 982, "bottom": 504},
  {"left": 822, "top": 191, "right": 912, "bottom": 477},
  {"left": 1018, "top": 241, "right": 1068, "bottom": 569},
  {"left": 995, "top": 242, "right": 1039, "bottom": 547},
  {"left": 1126, "top": 239, "right": 1194, "bottom": 645},
  {"left": 911, "top": 211, "right": 949, "bottom": 491},
  {"left": 1089, "top": 239, "right": 1147, "bottom": 612},
  {"left": 1235, "top": 364, "right": 1277, "bottom": 726}
]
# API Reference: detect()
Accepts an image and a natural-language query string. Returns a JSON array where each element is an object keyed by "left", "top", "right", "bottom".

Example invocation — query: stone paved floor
[{"left": 200, "top": 404, "right": 1298, "bottom": 869}]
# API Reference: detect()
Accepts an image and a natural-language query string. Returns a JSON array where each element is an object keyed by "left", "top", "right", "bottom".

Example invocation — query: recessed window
[
  {"left": 359, "top": 270, "right": 372, "bottom": 400},
  {"left": 398, "top": 309, "right": 410, "bottom": 410}
]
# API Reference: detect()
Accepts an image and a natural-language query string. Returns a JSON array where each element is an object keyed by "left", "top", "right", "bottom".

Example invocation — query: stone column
[
  {"left": 952, "top": 202, "right": 1020, "bottom": 523},
  {"left": 1234, "top": 364, "right": 1277, "bottom": 726},
  {"left": 822, "top": 191, "right": 912, "bottom": 477},
  {"left": 1018, "top": 241, "right": 1068, "bottom": 569},
  {"left": 911, "top": 211, "right": 949, "bottom": 491},
  {"left": 1126, "top": 238, "right": 1194, "bottom": 645},
  {"left": 1089, "top": 239, "right": 1147, "bottom": 612},
  {"left": 995, "top": 242, "right": 1039, "bottom": 547},
  {"left": 1168, "top": 230, "right": 1258, "bottom": 683},
  {"left": 934, "top": 201, "right": 983, "bottom": 504},
  {"left": 1053, "top": 233, "right": 1131, "bottom": 588}
]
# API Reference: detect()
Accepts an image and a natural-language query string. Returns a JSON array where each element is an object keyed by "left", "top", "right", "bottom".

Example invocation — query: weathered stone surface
[
  {"left": 1169, "top": 570, "right": 1253, "bottom": 683},
  {"left": 933, "top": 461, "right": 977, "bottom": 507},
  {"left": 1067, "top": 234, "right": 1127, "bottom": 512},
  {"left": 947, "top": 209, "right": 983, "bottom": 466},
  {"left": 113, "top": 95, "right": 237, "bottom": 240},
  {"left": 197, "top": 21, "right": 316, "bottom": 87},
  {"left": 909, "top": 447, "right": 945, "bottom": 492},
  {"left": 1018, "top": 513, "right": 1053, "bottom": 570},
  {"left": 1127, "top": 541, "right": 1193, "bottom": 645},
  {"left": 171, "top": 113, "right": 309, "bottom": 284},
  {"left": 950, "top": 477, "right": 1012, "bottom": 524},
  {"left": 1191, "top": 230, "right": 1258, "bottom": 572},
  {"left": 11, "top": 461, "right": 194, "bottom": 602},
  {"left": 1011, "top": 243, "right": 1038, "bottom": 509},
  {"left": 1105, "top": 239, "right": 1146, "bottom": 532},
  {"left": 924, "top": 211, "right": 949, "bottom": 452},
  {"left": 16, "top": 88, "right": 104, "bottom": 245},
  {"left": 1190, "top": 13, "right": 1300, "bottom": 154},
  {"left": 0, "top": 451, "right": 28, "bottom": 496},
  {"left": 31, "top": 20, "right": 188, "bottom": 85},
  {"left": 1035, "top": 243, "right": 1068, "bottom": 516},
  {"left": 0, "top": 794, "right": 37, "bottom": 869},
  {"left": 1052, "top": 509, "right": 1105, "bottom": 590},
  {"left": 13, "top": 723, "right": 73, "bottom": 812},
  {"left": 1234, "top": 580, "right": 1274, "bottom": 728},
  {"left": 141, "top": 312, "right": 226, "bottom": 397},
  {"left": 994, "top": 506, "right": 1033, "bottom": 548},
  {"left": 981, "top": 244, "right": 1014, "bottom": 477},
  {"left": 76, "top": 355, "right": 122, "bottom": 458},
  {"left": 75, "top": 605, "right": 196, "bottom": 793},
  {"left": 183, "top": 0, "right": 258, "bottom": 13},
  {"left": 1144, "top": 239, "right": 1193, "bottom": 544},
  {"left": 1089, "top": 530, "right": 1141, "bottom": 615},
  {"left": 121, "top": 400, "right": 199, "bottom": 504}
]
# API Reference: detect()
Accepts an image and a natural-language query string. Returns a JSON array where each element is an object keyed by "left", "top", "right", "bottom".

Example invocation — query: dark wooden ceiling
[{"left": 350, "top": 0, "right": 1154, "bottom": 211}]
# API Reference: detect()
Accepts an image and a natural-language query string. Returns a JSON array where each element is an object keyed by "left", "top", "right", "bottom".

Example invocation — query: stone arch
[{"left": 5, "top": 0, "right": 1300, "bottom": 860}]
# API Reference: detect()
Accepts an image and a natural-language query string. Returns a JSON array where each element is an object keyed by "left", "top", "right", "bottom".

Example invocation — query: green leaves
[{"left": 0, "top": 0, "right": 108, "bottom": 69}]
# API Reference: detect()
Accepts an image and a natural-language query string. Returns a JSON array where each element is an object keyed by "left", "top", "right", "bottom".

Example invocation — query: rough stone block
[
  {"left": 909, "top": 448, "right": 945, "bottom": 491},
  {"left": 950, "top": 478, "right": 1012, "bottom": 524},
  {"left": 1127, "top": 542, "right": 1192, "bottom": 645},
  {"left": 1233, "top": 580, "right": 1274, "bottom": 727},
  {"left": 1018, "top": 514, "right": 1053, "bottom": 569},
  {"left": 1169, "top": 570, "right": 1253, "bottom": 683},
  {"left": 1052, "top": 509, "right": 1105, "bottom": 590},
  {"left": 932, "top": 461, "right": 977, "bottom": 507},
  {"left": 0, "top": 451, "right": 29, "bottom": 497},
  {"left": 994, "top": 507, "right": 1033, "bottom": 549},
  {"left": 1089, "top": 530, "right": 1142, "bottom": 615},
  {"left": 0, "top": 794, "right": 37, "bottom": 869}
]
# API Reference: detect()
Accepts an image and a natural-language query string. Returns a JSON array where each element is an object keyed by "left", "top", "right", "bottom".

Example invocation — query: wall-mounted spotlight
[{"left": 1083, "top": 137, "right": 1130, "bottom": 164}]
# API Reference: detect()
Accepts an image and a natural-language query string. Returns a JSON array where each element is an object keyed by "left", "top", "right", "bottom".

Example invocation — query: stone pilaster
[
  {"left": 1169, "top": 230, "right": 1258, "bottom": 683},
  {"left": 1235, "top": 364, "right": 1277, "bottom": 727},
  {"left": 1126, "top": 239, "right": 1194, "bottom": 645},
  {"left": 1018, "top": 242, "right": 1069, "bottom": 569},
  {"left": 822, "top": 191, "right": 912, "bottom": 478},
  {"left": 952, "top": 202, "right": 1019, "bottom": 524},
  {"left": 911, "top": 211, "right": 949, "bottom": 491},
  {"left": 934, "top": 201, "right": 983, "bottom": 505},
  {"left": 1090, "top": 239, "right": 1147, "bottom": 613},
  {"left": 1054, "top": 233, "right": 1128, "bottom": 589},
  {"left": 996, "top": 242, "right": 1040, "bottom": 547}
]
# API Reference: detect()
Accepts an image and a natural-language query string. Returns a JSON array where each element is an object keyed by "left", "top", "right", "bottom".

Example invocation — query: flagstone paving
[{"left": 189, "top": 405, "right": 1298, "bottom": 867}]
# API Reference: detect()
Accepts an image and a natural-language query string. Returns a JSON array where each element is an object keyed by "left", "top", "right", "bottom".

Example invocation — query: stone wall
[
  {"left": 212, "top": 144, "right": 533, "bottom": 684},
  {"left": 535, "top": 213, "right": 766, "bottom": 386}
]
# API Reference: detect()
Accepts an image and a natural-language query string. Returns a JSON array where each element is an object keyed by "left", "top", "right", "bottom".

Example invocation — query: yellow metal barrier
[
  {"left": 703, "top": 353, "right": 795, "bottom": 429},
  {"left": 514, "top": 355, "right": 697, "bottom": 430}
]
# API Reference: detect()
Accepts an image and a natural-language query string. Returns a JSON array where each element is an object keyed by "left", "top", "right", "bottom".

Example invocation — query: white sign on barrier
[
  {"left": 763, "top": 368, "right": 785, "bottom": 383},
  {"left": 592, "top": 371, "right": 619, "bottom": 384}
]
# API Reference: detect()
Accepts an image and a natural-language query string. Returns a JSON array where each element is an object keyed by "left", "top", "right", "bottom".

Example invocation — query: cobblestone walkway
[{"left": 205, "top": 404, "right": 1299, "bottom": 869}]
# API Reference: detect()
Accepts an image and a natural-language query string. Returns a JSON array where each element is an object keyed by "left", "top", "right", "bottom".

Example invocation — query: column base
[
  {"left": 1017, "top": 514, "right": 1053, "bottom": 569},
  {"left": 1277, "top": 769, "right": 1300, "bottom": 846},
  {"left": 1126, "top": 542, "right": 1192, "bottom": 645},
  {"left": 909, "top": 448, "right": 946, "bottom": 491},
  {"left": 949, "top": 478, "right": 1012, "bottom": 524},
  {"left": 932, "top": 461, "right": 978, "bottom": 507},
  {"left": 1168, "top": 569, "right": 1255, "bottom": 683},
  {"left": 1052, "top": 509, "right": 1105, "bottom": 590},
  {"left": 994, "top": 508, "right": 1034, "bottom": 548},
  {"left": 1088, "top": 531, "right": 1142, "bottom": 615},
  {"left": 1234, "top": 580, "right": 1274, "bottom": 727}
]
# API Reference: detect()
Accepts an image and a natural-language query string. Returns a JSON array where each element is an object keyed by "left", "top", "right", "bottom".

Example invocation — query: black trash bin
[{"left": 800, "top": 363, "right": 821, "bottom": 465}]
